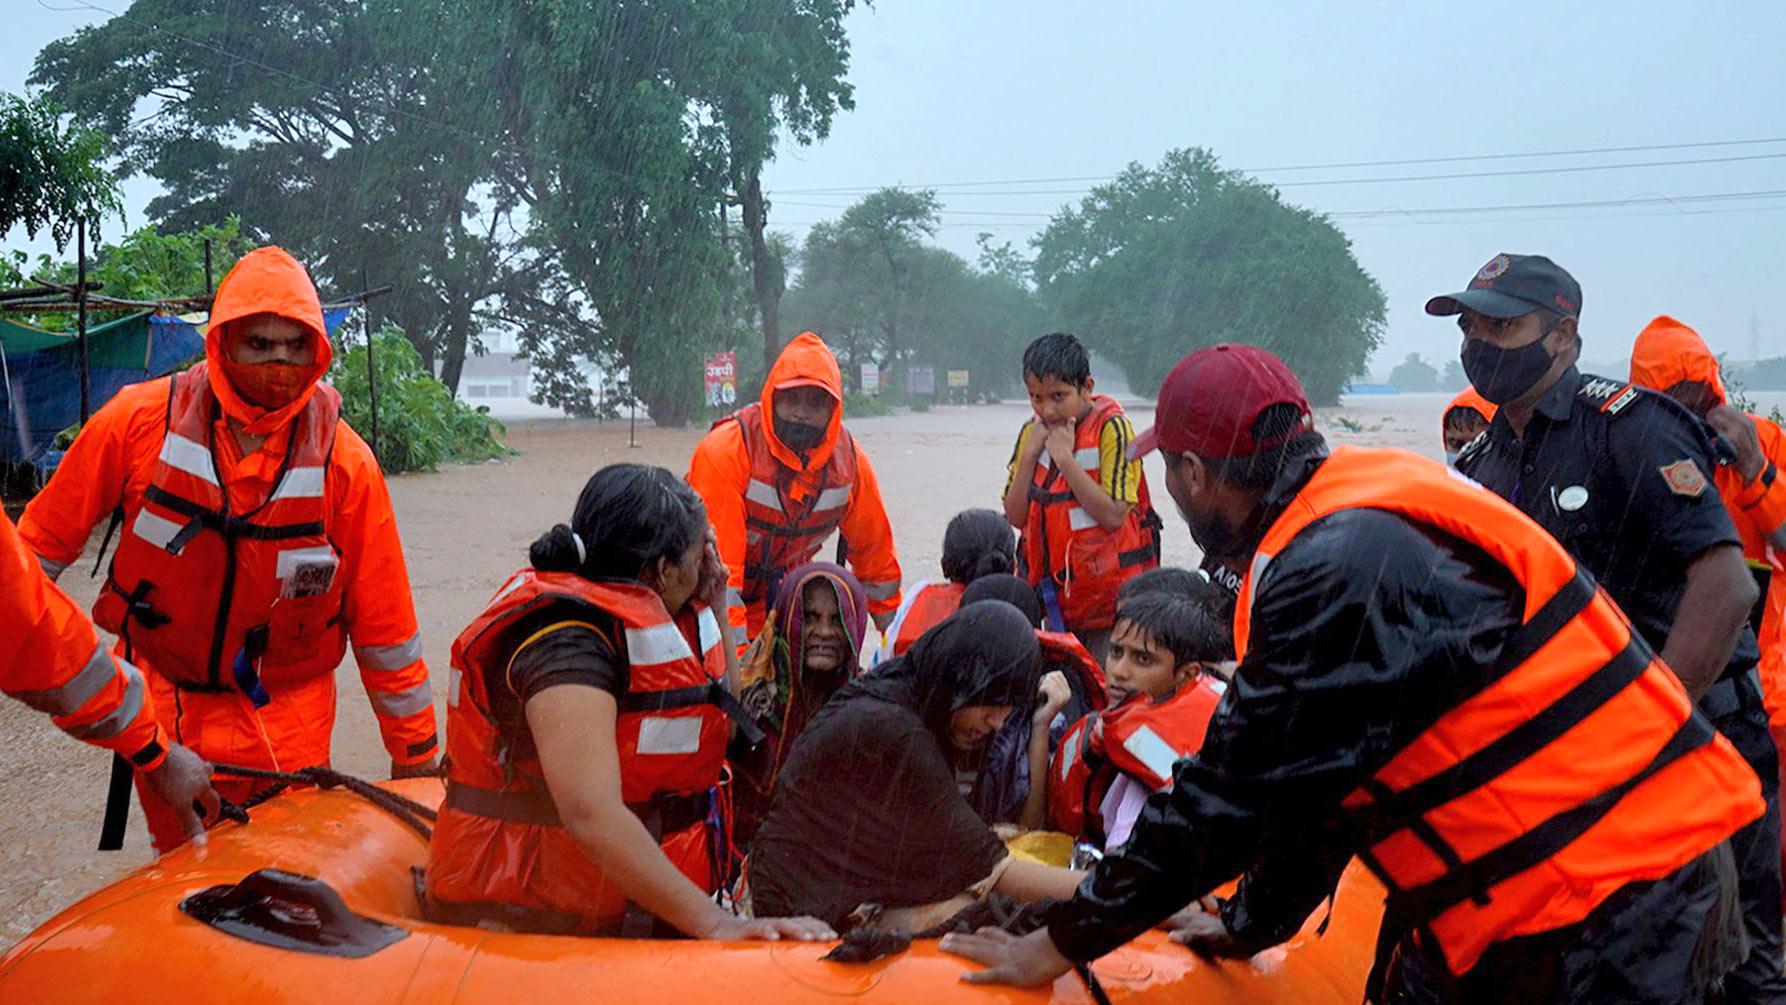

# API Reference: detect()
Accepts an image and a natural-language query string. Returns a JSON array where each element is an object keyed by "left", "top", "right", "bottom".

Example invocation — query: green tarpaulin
[{"left": 0, "top": 312, "right": 158, "bottom": 369}]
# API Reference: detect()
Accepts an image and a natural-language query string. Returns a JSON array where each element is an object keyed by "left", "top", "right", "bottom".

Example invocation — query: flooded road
[{"left": 0, "top": 393, "right": 1491, "bottom": 944}]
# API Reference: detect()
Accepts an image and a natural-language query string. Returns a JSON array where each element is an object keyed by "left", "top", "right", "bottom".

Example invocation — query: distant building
[{"left": 443, "top": 330, "right": 613, "bottom": 420}]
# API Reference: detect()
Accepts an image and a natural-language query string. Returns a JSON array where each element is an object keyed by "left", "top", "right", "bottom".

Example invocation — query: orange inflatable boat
[{"left": 0, "top": 779, "right": 1384, "bottom": 1002}]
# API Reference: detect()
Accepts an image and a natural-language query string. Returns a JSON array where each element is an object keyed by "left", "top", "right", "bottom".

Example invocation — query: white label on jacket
[
  {"left": 637, "top": 716, "right": 702, "bottom": 755},
  {"left": 1122, "top": 724, "right": 1182, "bottom": 789}
]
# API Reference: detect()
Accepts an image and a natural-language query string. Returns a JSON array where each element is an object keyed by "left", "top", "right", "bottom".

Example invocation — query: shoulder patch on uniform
[
  {"left": 1602, "top": 387, "right": 1639, "bottom": 415},
  {"left": 1659, "top": 459, "right": 1709, "bottom": 497},
  {"left": 1576, "top": 377, "right": 1626, "bottom": 404}
]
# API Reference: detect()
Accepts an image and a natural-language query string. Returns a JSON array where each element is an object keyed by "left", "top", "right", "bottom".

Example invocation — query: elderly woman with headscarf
[
  {"left": 730, "top": 562, "right": 870, "bottom": 844},
  {"left": 747, "top": 601, "right": 1084, "bottom": 931}
]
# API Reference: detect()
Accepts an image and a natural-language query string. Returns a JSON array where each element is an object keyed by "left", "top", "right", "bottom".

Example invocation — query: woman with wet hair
[
  {"left": 877, "top": 508, "right": 1017, "bottom": 661},
  {"left": 730, "top": 561, "right": 870, "bottom": 845},
  {"left": 426, "top": 463, "right": 832, "bottom": 941},
  {"left": 748, "top": 601, "right": 1083, "bottom": 931}
]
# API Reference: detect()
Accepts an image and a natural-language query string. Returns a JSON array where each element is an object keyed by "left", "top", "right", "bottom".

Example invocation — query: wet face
[
  {"left": 226, "top": 313, "right": 315, "bottom": 366},
  {"left": 949, "top": 705, "right": 1014, "bottom": 752},
  {"left": 773, "top": 386, "right": 836, "bottom": 434},
  {"left": 1162, "top": 450, "right": 1245, "bottom": 561},
  {"left": 1106, "top": 619, "right": 1192, "bottom": 704},
  {"left": 800, "top": 580, "right": 849, "bottom": 674},
  {"left": 1024, "top": 374, "right": 1094, "bottom": 427},
  {"left": 1665, "top": 380, "right": 1719, "bottom": 418},
  {"left": 1442, "top": 411, "right": 1489, "bottom": 455},
  {"left": 648, "top": 533, "right": 706, "bottom": 614}
]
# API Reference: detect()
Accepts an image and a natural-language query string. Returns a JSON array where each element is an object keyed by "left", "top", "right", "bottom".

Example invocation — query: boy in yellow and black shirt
[{"left": 1001, "top": 333, "right": 1160, "bottom": 660}]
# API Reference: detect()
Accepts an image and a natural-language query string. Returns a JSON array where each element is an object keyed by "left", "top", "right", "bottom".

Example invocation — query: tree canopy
[
  {"left": 0, "top": 91, "right": 122, "bottom": 252},
  {"left": 1032, "top": 148, "right": 1385, "bottom": 404}
]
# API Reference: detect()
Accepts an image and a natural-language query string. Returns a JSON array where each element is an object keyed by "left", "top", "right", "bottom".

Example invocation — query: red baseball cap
[{"left": 1129, "top": 344, "right": 1313, "bottom": 461}]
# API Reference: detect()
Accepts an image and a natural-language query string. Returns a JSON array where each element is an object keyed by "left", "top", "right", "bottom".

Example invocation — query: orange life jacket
[
  {"left": 721, "top": 401, "right": 860, "bottom": 609},
  {"left": 93, "top": 363, "right": 346, "bottom": 692},
  {"left": 428, "top": 570, "right": 735, "bottom": 934},
  {"left": 1234, "top": 446, "right": 1763, "bottom": 977},
  {"left": 1046, "top": 679, "right": 1220, "bottom": 840},
  {"left": 885, "top": 580, "right": 965, "bottom": 658},
  {"left": 1038, "top": 629, "right": 1109, "bottom": 708},
  {"left": 1021, "top": 395, "right": 1161, "bottom": 630}
]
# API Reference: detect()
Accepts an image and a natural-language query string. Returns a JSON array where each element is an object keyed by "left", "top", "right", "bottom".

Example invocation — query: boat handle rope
[{"left": 208, "top": 762, "right": 437, "bottom": 839}]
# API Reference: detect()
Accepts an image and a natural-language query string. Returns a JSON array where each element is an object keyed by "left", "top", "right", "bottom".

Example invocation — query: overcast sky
[{"left": 9, "top": 1, "right": 1785, "bottom": 375}]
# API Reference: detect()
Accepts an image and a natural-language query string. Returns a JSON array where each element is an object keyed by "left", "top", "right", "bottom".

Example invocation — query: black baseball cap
[{"left": 1425, "top": 253, "right": 1582, "bottom": 320}]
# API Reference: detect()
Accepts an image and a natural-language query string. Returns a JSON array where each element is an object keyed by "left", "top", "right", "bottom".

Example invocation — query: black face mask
[
  {"left": 774, "top": 417, "right": 826, "bottom": 452},
  {"left": 1461, "top": 336, "right": 1555, "bottom": 405}
]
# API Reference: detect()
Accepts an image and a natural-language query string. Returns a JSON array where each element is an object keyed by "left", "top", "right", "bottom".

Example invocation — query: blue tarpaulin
[{"left": 1, "top": 307, "right": 352, "bottom": 469}]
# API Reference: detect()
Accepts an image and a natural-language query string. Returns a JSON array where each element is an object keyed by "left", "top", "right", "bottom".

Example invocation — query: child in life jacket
[
  {"left": 1000, "top": 333, "right": 1160, "bottom": 661},
  {"left": 1032, "top": 589, "right": 1228, "bottom": 855}
]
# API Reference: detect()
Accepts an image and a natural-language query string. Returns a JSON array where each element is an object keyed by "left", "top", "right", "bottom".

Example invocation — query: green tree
[
  {"left": 29, "top": 1, "right": 570, "bottom": 393},
  {"left": 0, "top": 91, "right": 122, "bottom": 251},
  {"left": 1032, "top": 148, "right": 1385, "bottom": 404},
  {"left": 1388, "top": 352, "right": 1440, "bottom": 392}
]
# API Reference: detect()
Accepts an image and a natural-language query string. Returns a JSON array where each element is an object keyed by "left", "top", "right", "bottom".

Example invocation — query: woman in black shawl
[{"left": 747, "top": 601, "right": 1084, "bottom": 930}]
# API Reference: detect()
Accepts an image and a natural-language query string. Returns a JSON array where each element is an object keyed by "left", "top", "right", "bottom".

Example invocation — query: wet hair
[
  {"left": 1113, "top": 591, "right": 1233, "bottom": 666},
  {"left": 1443, "top": 406, "right": 1490, "bottom": 433},
  {"left": 961, "top": 573, "right": 1044, "bottom": 629},
  {"left": 941, "top": 508, "right": 1016, "bottom": 584},
  {"left": 530, "top": 463, "right": 705, "bottom": 582},
  {"left": 1117, "top": 566, "right": 1205, "bottom": 605},
  {"left": 1191, "top": 403, "right": 1326, "bottom": 491},
  {"left": 1022, "top": 332, "right": 1092, "bottom": 387}
]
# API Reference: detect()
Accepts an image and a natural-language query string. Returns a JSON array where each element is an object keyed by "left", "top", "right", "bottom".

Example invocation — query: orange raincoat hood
[
  {"left": 205, "top": 246, "right": 333, "bottom": 435},
  {"left": 760, "top": 332, "right": 843, "bottom": 471},
  {"left": 1444, "top": 386, "right": 1498, "bottom": 428},
  {"left": 1630, "top": 315, "right": 1727, "bottom": 407}
]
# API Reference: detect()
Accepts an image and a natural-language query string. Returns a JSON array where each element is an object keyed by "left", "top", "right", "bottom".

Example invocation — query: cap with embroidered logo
[{"left": 1426, "top": 253, "right": 1582, "bottom": 321}]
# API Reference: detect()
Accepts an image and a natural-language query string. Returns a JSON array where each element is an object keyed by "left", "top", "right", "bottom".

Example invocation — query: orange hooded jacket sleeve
[
  {"left": 2, "top": 509, "right": 167, "bottom": 770},
  {"left": 19, "top": 247, "right": 436, "bottom": 766},
  {"left": 686, "top": 419, "right": 755, "bottom": 648}
]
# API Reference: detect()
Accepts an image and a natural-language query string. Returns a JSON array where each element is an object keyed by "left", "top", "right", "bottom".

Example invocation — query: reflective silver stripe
[
  {"left": 159, "top": 433, "right": 219, "bottom": 485},
  {"left": 862, "top": 579, "right": 900, "bottom": 602},
  {"left": 729, "top": 624, "right": 750, "bottom": 647},
  {"left": 1068, "top": 506, "right": 1098, "bottom": 531},
  {"left": 724, "top": 587, "right": 746, "bottom": 611},
  {"left": 355, "top": 633, "right": 425, "bottom": 672},
  {"left": 270, "top": 465, "right": 326, "bottom": 502},
  {"left": 697, "top": 608, "right": 722, "bottom": 655},
  {"left": 446, "top": 668, "right": 463, "bottom": 709},
  {"left": 66, "top": 660, "right": 146, "bottom": 741},
  {"left": 745, "top": 479, "right": 784, "bottom": 513},
  {"left": 1073, "top": 446, "right": 1101, "bottom": 470},
  {"left": 1122, "top": 724, "right": 1182, "bottom": 786},
  {"left": 131, "top": 509, "right": 185, "bottom": 551},
  {"left": 1242, "top": 550, "right": 1275, "bottom": 627},
  {"left": 637, "top": 716, "right": 703, "bottom": 755},
  {"left": 35, "top": 553, "right": 68, "bottom": 581},
  {"left": 625, "top": 622, "right": 696, "bottom": 666},
  {"left": 813, "top": 485, "right": 852, "bottom": 512},
  {"left": 13, "top": 642, "right": 117, "bottom": 717},
  {"left": 370, "top": 682, "right": 435, "bottom": 719}
]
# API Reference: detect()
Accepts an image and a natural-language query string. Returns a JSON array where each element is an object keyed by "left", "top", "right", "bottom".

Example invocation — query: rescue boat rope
[{"left": 208, "top": 763, "right": 437, "bottom": 839}]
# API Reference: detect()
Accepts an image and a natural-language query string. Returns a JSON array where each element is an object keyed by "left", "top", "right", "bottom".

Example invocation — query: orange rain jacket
[
  {"left": 2, "top": 508, "right": 167, "bottom": 772},
  {"left": 19, "top": 249, "right": 436, "bottom": 839},
  {"left": 1631, "top": 315, "right": 1786, "bottom": 743},
  {"left": 686, "top": 333, "right": 902, "bottom": 645}
]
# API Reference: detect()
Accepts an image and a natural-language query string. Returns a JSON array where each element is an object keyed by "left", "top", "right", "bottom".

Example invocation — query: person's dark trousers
[{"left": 1709, "top": 685, "right": 1786, "bottom": 1004}]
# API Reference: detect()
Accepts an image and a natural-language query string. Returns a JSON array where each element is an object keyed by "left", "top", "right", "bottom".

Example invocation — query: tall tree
[
  {"left": 1033, "top": 148, "right": 1386, "bottom": 404},
  {"left": 0, "top": 91, "right": 121, "bottom": 252},
  {"left": 29, "top": 0, "right": 573, "bottom": 393}
]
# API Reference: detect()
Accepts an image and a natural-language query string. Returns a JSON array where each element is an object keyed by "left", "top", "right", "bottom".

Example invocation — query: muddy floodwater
[{"left": 0, "top": 391, "right": 1708, "bottom": 945}]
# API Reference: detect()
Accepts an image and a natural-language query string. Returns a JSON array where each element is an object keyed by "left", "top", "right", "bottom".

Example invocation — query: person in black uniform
[{"left": 1434, "top": 253, "right": 1777, "bottom": 1002}]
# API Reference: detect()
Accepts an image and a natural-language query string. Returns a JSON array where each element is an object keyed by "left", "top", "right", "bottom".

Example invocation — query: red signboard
[{"left": 704, "top": 352, "right": 738, "bottom": 407}]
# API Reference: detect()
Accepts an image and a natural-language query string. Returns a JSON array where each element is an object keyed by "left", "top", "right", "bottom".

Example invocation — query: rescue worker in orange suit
[
  {"left": 686, "top": 332, "right": 902, "bottom": 650},
  {"left": 943, "top": 344, "right": 1763, "bottom": 1004},
  {"left": 1630, "top": 316, "right": 1786, "bottom": 761},
  {"left": 19, "top": 247, "right": 439, "bottom": 853},
  {"left": 1439, "top": 257, "right": 1780, "bottom": 1002},
  {"left": 1441, "top": 386, "right": 1496, "bottom": 466},
  {"left": 3, "top": 508, "right": 222, "bottom": 845},
  {"left": 426, "top": 463, "right": 832, "bottom": 941}
]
